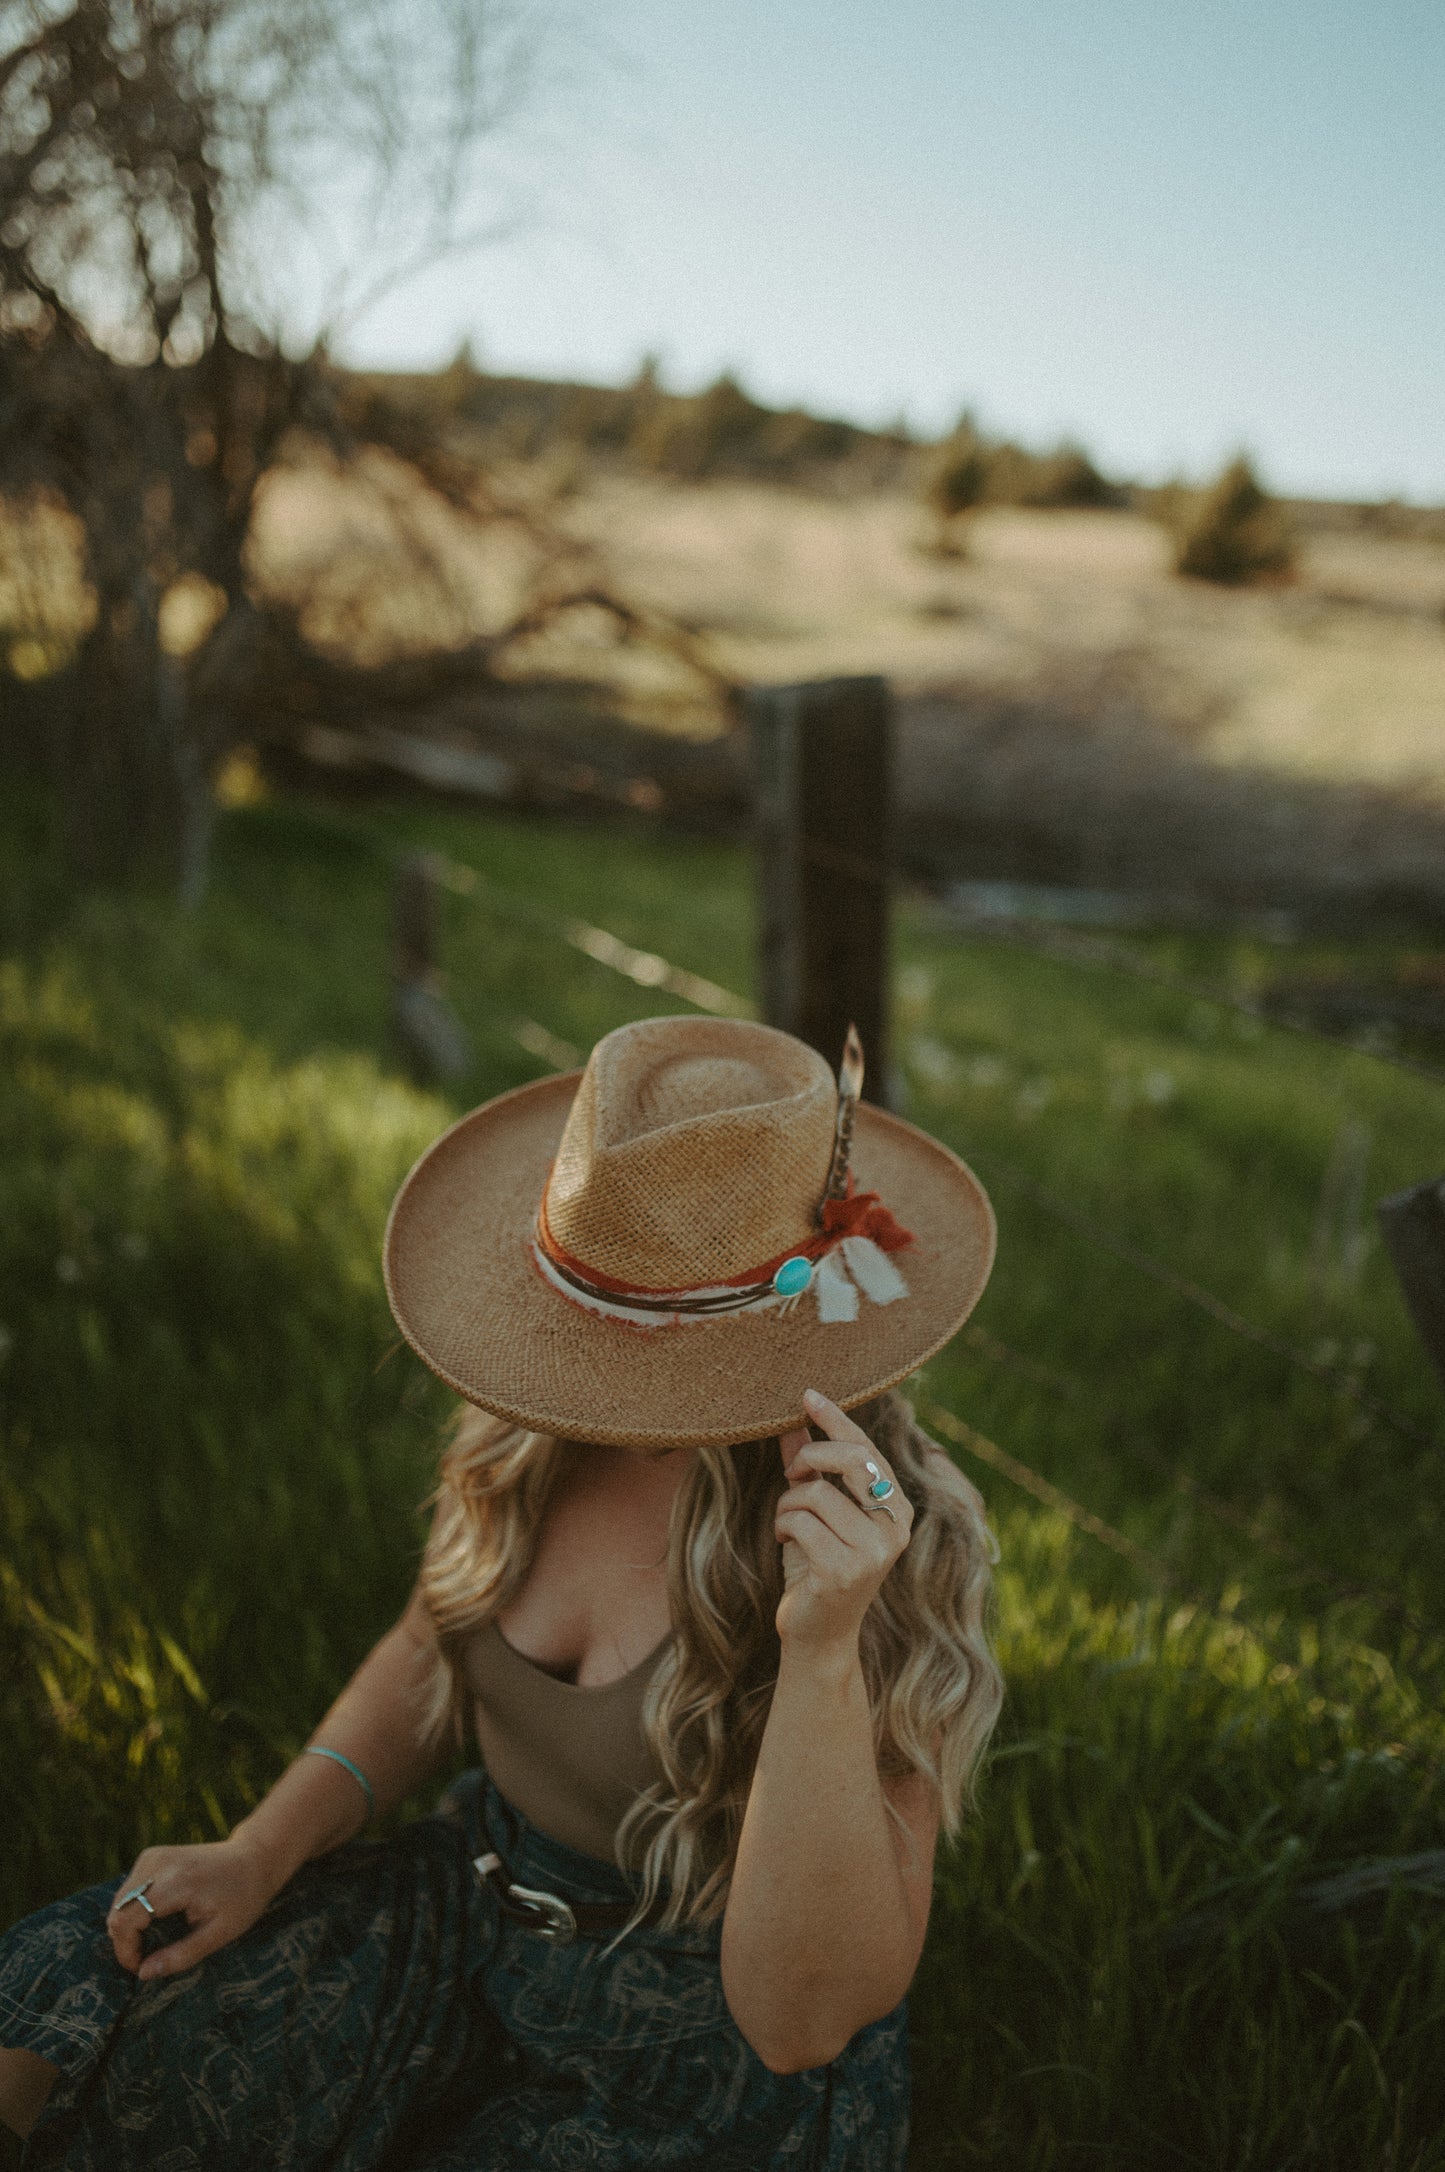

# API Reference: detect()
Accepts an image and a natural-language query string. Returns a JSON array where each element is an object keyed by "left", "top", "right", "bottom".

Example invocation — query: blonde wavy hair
[{"left": 418, "top": 1389, "right": 1003, "bottom": 1926}]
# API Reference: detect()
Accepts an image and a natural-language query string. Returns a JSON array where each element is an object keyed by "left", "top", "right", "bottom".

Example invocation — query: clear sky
[{"left": 340, "top": 0, "right": 1445, "bottom": 500}]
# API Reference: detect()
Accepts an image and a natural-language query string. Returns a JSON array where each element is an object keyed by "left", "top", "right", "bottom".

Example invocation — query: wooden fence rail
[
  {"left": 1378, "top": 1176, "right": 1445, "bottom": 1400},
  {"left": 747, "top": 675, "right": 894, "bottom": 1102}
]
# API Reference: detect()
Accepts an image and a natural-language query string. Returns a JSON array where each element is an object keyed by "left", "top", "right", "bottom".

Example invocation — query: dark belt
[{"left": 472, "top": 1850, "right": 642, "bottom": 1947}]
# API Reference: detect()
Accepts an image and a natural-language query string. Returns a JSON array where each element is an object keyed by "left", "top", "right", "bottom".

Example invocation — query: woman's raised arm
[
  {"left": 107, "top": 1586, "right": 446, "bottom": 1984},
  {"left": 719, "top": 1392, "right": 940, "bottom": 2074}
]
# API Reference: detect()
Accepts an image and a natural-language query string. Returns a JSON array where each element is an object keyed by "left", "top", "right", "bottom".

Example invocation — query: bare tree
[{"left": 0, "top": 0, "right": 548, "bottom": 892}]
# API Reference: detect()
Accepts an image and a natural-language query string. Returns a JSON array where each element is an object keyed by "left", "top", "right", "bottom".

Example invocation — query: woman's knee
[{"left": 0, "top": 2044, "right": 60, "bottom": 2139}]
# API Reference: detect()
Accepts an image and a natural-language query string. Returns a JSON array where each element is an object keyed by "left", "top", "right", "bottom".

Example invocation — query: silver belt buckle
[{"left": 473, "top": 1852, "right": 577, "bottom": 1946}]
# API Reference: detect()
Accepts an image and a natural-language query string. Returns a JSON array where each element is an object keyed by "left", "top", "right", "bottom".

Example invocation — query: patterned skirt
[{"left": 0, "top": 1771, "right": 909, "bottom": 2170}]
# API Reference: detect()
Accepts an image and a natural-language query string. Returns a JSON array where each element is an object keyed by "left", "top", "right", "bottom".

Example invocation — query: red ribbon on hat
[{"left": 534, "top": 1170, "right": 912, "bottom": 1315}]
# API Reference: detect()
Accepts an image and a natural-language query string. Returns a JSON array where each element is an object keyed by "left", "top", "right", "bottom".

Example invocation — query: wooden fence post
[
  {"left": 748, "top": 676, "right": 894, "bottom": 1103},
  {"left": 1377, "top": 1176, "right": 1445, "bottom": 1400},
  {"left": 390, "top": 850, "right": 470, "bottom": 1085}
]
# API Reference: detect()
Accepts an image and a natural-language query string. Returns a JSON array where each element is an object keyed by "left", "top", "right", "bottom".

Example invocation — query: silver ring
[
  {"left": 863, "top": 1459, "right": 899, "bottom": 1519},
  {"left": 114, "top": 1880, "right": 156, "bottom": 1917}
]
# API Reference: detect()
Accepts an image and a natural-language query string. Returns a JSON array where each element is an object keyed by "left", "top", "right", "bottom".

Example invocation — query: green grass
[{"left": 3, "top": 782, "right": 1444, "bottom": 2168}]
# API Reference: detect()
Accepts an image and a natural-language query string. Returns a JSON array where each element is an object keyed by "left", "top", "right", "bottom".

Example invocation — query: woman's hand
[
  {"left": 106, "top": 1836, "right": 282, "bottom": 1983},
  {"left": 774, "top": 1388, "right": 914, "bottom": 1657}
]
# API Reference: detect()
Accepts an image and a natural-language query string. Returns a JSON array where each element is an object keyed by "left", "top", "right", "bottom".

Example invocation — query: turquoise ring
[{"left": 865, "top": 1459, "right": 896, "bottom": 1503}]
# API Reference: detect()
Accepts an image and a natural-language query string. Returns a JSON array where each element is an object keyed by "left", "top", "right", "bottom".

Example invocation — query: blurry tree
[
  {"left": 633, "top": 370, "right": 763, "bottom": 480},
  {"left": 920, "top": 416, "right": 1113, "bottom": 555},
  {"left": 921, "top": 416, "right": 988, "bottom": 556},
  {"left": 985, "top": 439, "right": 1111, "bottom": 510},
  {"left": 1159, "top": 456, "right": 1295, "bottom": 586},
  {"left": 0, "top": 0, "right": 546, "bottom": 893}
]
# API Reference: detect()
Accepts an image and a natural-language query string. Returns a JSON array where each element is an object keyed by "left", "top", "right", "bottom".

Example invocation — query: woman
[{"left": 0, "top": 1015, "right": 1002, "bottom": 2169}]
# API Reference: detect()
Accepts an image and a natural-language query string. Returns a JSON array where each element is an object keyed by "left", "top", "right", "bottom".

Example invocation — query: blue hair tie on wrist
[{"left": 302, "top": 1745, "right": 375, "bottom": 1822}]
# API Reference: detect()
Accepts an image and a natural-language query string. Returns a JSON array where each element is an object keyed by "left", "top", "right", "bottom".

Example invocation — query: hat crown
[{"left": 544, "top": 1018, "right": 837, "bottom": 1290}]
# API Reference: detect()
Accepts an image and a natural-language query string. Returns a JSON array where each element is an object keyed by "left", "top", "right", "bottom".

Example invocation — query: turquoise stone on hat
[{"left": 773, "top": 1255, "right": 813, "bottom": 1298}]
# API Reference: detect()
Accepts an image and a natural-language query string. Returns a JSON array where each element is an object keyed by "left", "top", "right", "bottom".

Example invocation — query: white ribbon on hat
[{"left": 531, "top": 1225, "right": 911, "bottom": 1332}]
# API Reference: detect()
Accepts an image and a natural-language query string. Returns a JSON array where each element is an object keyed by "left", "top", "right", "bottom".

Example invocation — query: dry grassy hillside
[
  {"left": 9, "top": 443, "right": 1445, "bottom": 915},
  {"left": 248, "top": 465, "right": 1445, "bottom": 795},
  {"left": 558, "top": 481, "right": 1445, "bottom": 794},
  {"left": 242, "top": 463, "right": 1445, "bottom": 917}
]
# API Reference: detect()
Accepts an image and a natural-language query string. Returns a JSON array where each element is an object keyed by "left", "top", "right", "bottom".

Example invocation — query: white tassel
[
  {"left": 814, "top": 1249, "right": 859, "bottom": 1323},
  {"left": 840, "top": 1235, "right": 910, "bottom": 1306}
]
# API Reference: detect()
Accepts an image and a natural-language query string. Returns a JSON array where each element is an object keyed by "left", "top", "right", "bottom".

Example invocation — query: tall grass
[
  {"left": 2, "top": 785, "right": 1443, "bottom": 2166},
  {"left": 915, "top": 1518, "right": 1445, "bottom": 2167}
]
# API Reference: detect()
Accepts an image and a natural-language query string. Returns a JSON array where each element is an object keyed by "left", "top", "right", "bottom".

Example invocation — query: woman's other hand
[
  {"left": 774, "top": 1388, "right": 914, "bottom": 1657},
  {"left": 106, "top": 1837, "right": 281, "bottom": 1982}
]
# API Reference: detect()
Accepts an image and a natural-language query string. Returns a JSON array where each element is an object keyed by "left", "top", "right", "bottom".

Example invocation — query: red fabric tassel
[{"left": 815, "top": 1175, "right": 914, "bottom": 1255}]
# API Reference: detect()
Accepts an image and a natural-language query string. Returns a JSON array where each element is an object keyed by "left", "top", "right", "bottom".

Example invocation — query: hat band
[{"left": 531, "top": 1180, "right": 915, "bottom": 1331}]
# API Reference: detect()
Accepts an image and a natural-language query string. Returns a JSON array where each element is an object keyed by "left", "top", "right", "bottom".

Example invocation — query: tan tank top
[{"left": 460, "top": 1621, "right": 667, "bottom": 1862}]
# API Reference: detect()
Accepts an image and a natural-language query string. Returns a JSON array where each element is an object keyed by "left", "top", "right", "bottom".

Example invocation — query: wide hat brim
[{"left": 383, "top": 1070, "right": 996, "bottom": 1450}]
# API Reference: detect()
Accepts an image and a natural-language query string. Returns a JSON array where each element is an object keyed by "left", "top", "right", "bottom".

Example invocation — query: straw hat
[{"left": 383, "top": 1015, "right": 995, "bottom": 1450}]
